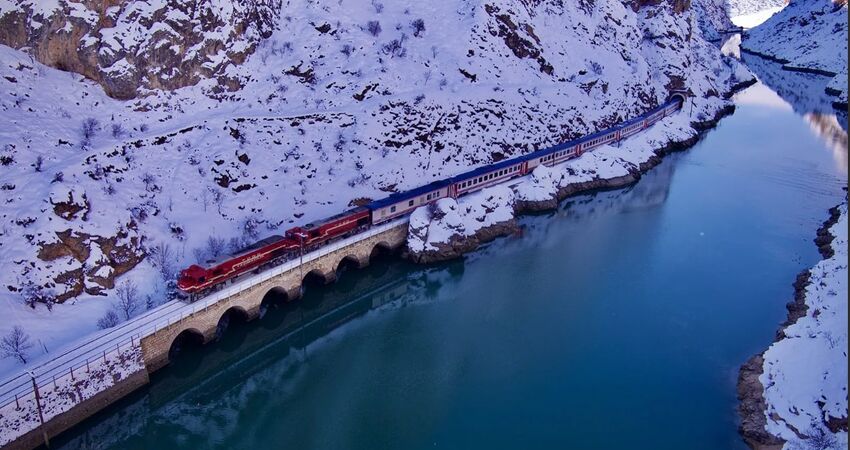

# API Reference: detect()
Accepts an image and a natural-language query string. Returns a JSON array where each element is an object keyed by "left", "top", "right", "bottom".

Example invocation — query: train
[{"left": 177, "top": 93, "right": 687, "bottom": 297}]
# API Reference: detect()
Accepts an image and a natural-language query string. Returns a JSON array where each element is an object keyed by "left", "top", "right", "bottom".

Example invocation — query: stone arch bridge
[{"left": 140, "top": 220, "right": 408, "bottom": 372}]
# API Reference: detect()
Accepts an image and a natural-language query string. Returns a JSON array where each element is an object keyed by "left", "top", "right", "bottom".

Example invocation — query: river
[{"left": 53, "top": 57, "right": 847, "bottom": 450}]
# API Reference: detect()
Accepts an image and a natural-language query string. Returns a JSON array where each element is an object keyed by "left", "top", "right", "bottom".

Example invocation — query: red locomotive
[{"left": 177, "top": 207, "right": 370, "bottom": 296}]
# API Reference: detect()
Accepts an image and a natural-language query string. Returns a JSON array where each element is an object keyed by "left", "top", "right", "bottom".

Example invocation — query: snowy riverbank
[
  {"left": 741, "top": 0, "right": 848, "bottom": 109},
  {"left": 738, "top": 201, "right": 848, "bottom": 450}
]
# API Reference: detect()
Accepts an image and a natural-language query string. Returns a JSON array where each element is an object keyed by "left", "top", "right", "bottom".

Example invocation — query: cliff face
[{"left": 0, "top": 0, "right": 279, "bottom": 99}]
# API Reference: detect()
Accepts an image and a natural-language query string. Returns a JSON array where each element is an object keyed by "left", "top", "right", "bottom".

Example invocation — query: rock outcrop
[{"left": 0, "top": 0, "right": 279, "bottom": 99}]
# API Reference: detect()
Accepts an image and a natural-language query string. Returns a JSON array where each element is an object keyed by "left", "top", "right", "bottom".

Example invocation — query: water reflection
[
  {"left": 55, "top": 259, "right": 465, "bottom": 449},
  {"left": 737, "top": 52, "right": 848, "bottom": 175},
  {"left": 742, "top": 53, "right": 848, "bottom": 126},
  {"left": 804, "top": 114, "right": 848, "bottom": 176}
]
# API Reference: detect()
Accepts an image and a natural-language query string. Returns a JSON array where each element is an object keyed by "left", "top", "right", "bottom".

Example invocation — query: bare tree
[
  {"left": 81, "top": 118, "right": 100, "bottom": 148},
  {"left": 206, "top": 236, "right": 227, "bottom": 258},
  {"left": 115, "top": 280, "right": 140, "bottom": 320},
  {"left": 97, "top": 310, "right": 121, "bottom": 329},
  {"left": 82, "top": 118, "right": 100, "bottom": 139},
  {"left": 149, "top": 241, "right": 177, "bottom": 281},
  {"left": 0, "top": 326, "right": 32, "bottom": 364}
]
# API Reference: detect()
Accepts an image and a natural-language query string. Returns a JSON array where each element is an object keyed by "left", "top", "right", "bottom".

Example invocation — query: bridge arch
[
  {"left": 168, "top": 327, "right": 205, "bottom": 364},
  {"left": 259, "top": 285, "right": 291, "bottom": 320},
  {"left": 369, "top": 241, "right": 394, "bottom": 262},
  {"left": 336, "top": 254, "right": 367, "bottom": 274},
  {"left": 302, "top": 268, "right": 334, "bottom": 289},
  {"left": 215, "top": 306, "right": 249, "bottom": 340}
]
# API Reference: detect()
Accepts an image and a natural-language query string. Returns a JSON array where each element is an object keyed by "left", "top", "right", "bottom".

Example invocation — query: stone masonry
[{"left": 140, "top": 223, "right": 407, "bottom": 372}]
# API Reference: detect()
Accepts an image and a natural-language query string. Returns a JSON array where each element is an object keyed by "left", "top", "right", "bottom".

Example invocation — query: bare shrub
[
  {"left": 366, "top": 20, "right": 382, "bottom": 36},
  {"left": 206, "top": 236, "right": 227, "bottom": 258},
  {"left": 97, "top": 310, "right": 121, "bottom": 329},
  {"left": 242, "top": 217, "right": 261, "bottom": 240},
  {"left": 0, "top": 326, "right": 32, "bottom": 364},
  {"left": 111, "top": 123, "right": 127, "bottom": 138},
  {"left": 382, "top": 38, "right": 406, "bottom": 58},
  {"left": 82, "top": 118, "right": 100, "bottom": 139},
  {"left": 149, "top": 241, "right": 177, "bottom": 281},
  {"left": 411, "top": 19, "right": 425, "bottom": 37}
]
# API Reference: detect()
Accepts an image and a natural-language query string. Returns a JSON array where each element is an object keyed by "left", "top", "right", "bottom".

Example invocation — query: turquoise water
[{"left": 54, "top": 79, "right": 846, "bottom": 449}]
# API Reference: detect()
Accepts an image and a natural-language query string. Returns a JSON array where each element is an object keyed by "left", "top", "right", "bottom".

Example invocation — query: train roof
[
  {"left": 298, "top": 206, "right": 370, "bottom": 230},
  {"left": 368, "top": 179, "right": 453, "bottom": 209},
  {"left": 451, "top": 155, "right": 531, "bottom": 182},
  {"left": 202, "top": 234, "right": 287, "bottom": 267}
]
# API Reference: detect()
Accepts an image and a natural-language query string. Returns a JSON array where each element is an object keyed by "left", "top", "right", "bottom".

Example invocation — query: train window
[
  {"left": 408, "top": 200, "right": 414, "bottom": 207},
  {"left": 390, "top": 206, "right": 396, "bottom": 213}
]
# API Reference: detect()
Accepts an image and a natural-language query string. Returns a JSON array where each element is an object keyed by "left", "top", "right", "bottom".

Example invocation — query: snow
[
  {"left": 408, "top": 185, "right": 515, "bottom": 253},
  {"left": 760, "top": 203, "right": 848, "bottom": 450},
  {"left": 731, "top": 6, "right": 784, "bottom": 29},
  {"left": 0, "top": 344, "right": 144, "bottom": 447},
  {"left": 742, "top": 0, "right": 848, "bottom": 104},
  {"left": 727, "top": 0, "right": 785, "bottom": 17},
  {"left": 0, "top": 0, "right": 749, "bottom": 380}
]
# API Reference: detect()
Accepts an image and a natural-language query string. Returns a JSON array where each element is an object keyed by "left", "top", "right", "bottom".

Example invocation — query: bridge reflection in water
[{"left": 52, "top": 251, "right": 467, "bottom": 449}]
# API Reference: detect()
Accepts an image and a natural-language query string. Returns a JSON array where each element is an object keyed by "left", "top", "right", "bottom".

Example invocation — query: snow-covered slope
[
  {"left": 742, "top": 0, "right": 848, "bottom": 107},
  {"left": 691, "top": 0, "right": 736, "bottom": 40},
  {"left": 760, "top": 203, "right": 848, "bottom": 450},
  {"left": 0, "top": 0, "right": 750, "bottom": 376},
  {"left": 0, "top": 0, "right": 280, "bottom": 99},
  {"left": 728, "top": 0, "right": 787, "bottom": 19}
]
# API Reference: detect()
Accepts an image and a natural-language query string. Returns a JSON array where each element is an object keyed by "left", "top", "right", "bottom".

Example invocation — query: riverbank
[
  {"left": 739, "top": 0, "right": 848, "bottom": 110},
  {"left": 738, "top": 200, "right": 849, "bottom": 449},
  {"left": 405, "top": 98, "right": 738, "bottom": 263}
]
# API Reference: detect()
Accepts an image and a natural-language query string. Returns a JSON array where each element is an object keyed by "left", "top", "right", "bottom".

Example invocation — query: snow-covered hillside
[
  {"left": 742, "top": 0, "right": 848, "bottom": 107},
  {"left": 761, "top": 203, "right": 848, "bottom": 450},
  {"left": 728, "top": 0, "right": 786, "bottom": 19},
  {"left": 0, "top": 0, "right": 750, "bottom": 376}
]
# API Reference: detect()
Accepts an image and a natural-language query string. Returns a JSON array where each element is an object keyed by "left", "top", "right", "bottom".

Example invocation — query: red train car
[
  {"left": 177, "top": 207, "right": 371, "bottom": 296},
  {"left": 285, "top": 207, "right": 371, "bottom": 248}
]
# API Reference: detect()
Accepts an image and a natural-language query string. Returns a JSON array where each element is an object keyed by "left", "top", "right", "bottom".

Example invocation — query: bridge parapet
[{"left": 139, "top": 220, "right": 408, "bottom": 372}]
